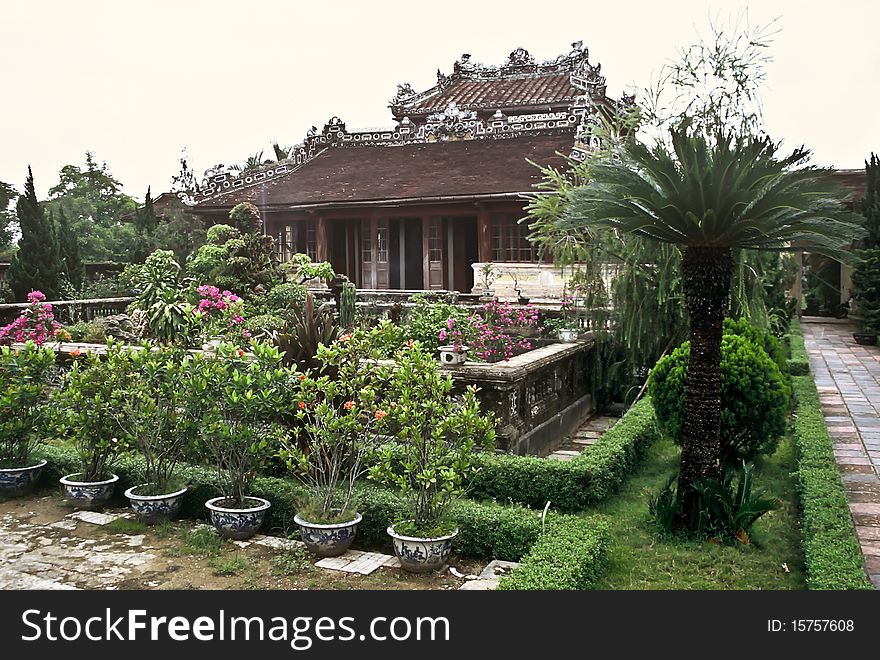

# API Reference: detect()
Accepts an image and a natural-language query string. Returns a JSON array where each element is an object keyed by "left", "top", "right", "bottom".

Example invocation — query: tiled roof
[
  {"left": 196, "top": 132, "right": 574, "bottom": 210},
  {"left": 831, "top": 169, "right": 866, "bottom": 200},
  {"left": 404, "top": 72, "right": 579, "bottom": 115}
]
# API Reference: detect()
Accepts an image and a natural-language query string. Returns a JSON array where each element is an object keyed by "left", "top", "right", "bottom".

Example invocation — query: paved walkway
[{"left": 802, "top": 321, "right": 880, "bottom": 588}]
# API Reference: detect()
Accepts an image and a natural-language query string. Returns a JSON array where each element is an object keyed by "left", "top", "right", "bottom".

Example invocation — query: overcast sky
[{"left": 1, "top": 0, "right": 878, "bottom": 202}]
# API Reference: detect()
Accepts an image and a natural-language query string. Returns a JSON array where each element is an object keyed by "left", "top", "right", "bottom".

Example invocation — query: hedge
[
  {"left": 35, "top": 443, "right": 592, "bottom": 565},
  {"left": 787, "top": 319, "right": 810, "bottom": 376},
  {"left": 467, "top": 397, "right": 659, "bottom": 512},
  {"left": 791, "top": 375, "right": 873, "bottom": 589},
  {"left": 498, "top": 515, "right": 610, "bottom": 590}
]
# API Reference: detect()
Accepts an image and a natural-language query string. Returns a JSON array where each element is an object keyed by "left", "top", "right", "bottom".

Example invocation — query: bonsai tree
[
  {"left": 565, "top": 123, "right": 863, "bottom": 522},
  {"left": 369, "top": 341, "right": 495, "bottom": 537},
  {"left": 0, "top": 342, "right": 55, "bottom": 470},
  {"left": 280, "top": 328, "right": 389, "bottom": 524}
]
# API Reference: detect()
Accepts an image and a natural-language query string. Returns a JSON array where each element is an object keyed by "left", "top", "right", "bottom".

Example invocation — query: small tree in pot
[
  {"left": 191, "top": 342, "right": 288, "bottom": 539},
  {"left": 53, "top": 341, "right": 133, "bottom": 508},
  {"left": 280, "top": 328, "right": 389, "bottom": 556},
  {"left": 0, "top": 342, "right": 56, "bottom": 497},
  {"left": 117, "top": 344, "right": 196, "bottom": 522},
  {"left": 369, "top": 341, "right": 495, "bottom": 573}
]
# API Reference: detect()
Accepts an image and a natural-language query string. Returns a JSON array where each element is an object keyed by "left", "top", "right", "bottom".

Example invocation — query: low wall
[
  {"left": 0, "top": 297, "right": 134, "bottom": 326},
  {"left": 442, "top": 335, "right": 597, "bottom": 455}
]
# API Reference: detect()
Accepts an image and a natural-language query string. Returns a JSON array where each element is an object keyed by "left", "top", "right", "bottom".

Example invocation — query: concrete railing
[{"left": 0, "top": 297, "right": 135, "bottom": 326}]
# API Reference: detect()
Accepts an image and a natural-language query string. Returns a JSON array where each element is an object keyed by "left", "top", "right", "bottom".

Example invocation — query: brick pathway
[{"left": 802, "top": 321, "right": 880, "bottom": 588}]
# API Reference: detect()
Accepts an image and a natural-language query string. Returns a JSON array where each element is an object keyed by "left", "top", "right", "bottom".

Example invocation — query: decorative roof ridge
[{"left": 390, "top": 41, "right": 607, "bottom": 113}]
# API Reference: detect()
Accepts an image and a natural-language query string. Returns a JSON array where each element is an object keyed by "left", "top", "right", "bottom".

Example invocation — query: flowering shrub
[
  {"left": 280, "top": 327, "right": 390, "bottom": 523},
  {"left": 440, "top": 301, "right": 541, "bottom": 362},
  {"left": 0, "top": 291, "right": 63, "bottom": 346},
  {"left": 192, "top": 285, "right": 252, "bottom": 346},
  {"left": 0, "top": 342, "right": 56, "bottom": 468}
]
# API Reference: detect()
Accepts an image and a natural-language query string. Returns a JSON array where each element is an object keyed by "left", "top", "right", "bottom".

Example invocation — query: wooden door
[
  {"left": 423, "top": 217, "right": 445, "bottom": 290},
  {"left": 360, "top": 218, "right": 390, "bottom": 290}
]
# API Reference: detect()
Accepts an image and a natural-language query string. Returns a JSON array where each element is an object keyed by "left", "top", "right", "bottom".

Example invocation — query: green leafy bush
[
  {"left": 499, "top": 515, "right": 610, "bottom": 590},
  {"left": 65, "top": 321, "right": 107, "bottom": 344},
  {"left": 400, "top": 295, "right": 471, "bottom": 352},
  {"left": 791, "top": 374, "right": 873, "bottom": 589},
  {"left": 787, "top": 320, "right": 810, "bottom": 375},
  {"left": 649, "top": 328, "right": 790, "bottom": 466},
  {"left": 0, "top": 343, "right": 55, "bottom": 468},
  {"left": 724, "top": 317, "right": 788, "bottom": 376},
  {"left": 466, "top": 397, "right": 658, "bottom": 511},
  {"left": 51, "top": 341, "right": 135, "bottom": 481},
  {"left": 369, "top": 342, "right": 495, "bottom": 536}
]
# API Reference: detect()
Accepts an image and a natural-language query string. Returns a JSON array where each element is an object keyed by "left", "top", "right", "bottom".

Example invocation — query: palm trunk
[{"left": 678, "top": 246, "right": 732, "bottom": 511}]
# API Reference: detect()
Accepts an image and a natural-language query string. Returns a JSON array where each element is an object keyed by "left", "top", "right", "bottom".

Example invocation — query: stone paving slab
[
  {"left": 315, "top": 549, "right": 400, "bottom": 575},
  {"left": 67, "top": 510, "right": 126, "bottom": 525},
  {"left": 803, "top": 321, "right": 880, "bottom": 589}
]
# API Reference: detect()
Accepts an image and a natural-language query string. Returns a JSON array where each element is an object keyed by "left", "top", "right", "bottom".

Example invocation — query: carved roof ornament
[
  {"left": 424, "top": 100, "right": 479, "bottom": 142},
  {"left": 506, "top": 47, "right": 535, "bottom": 67},
  {"left": 571, "top": 58, "right": 607, "bottom": 98},
  {"left": 391, "top": 82, "right": 416, "bottom": 105}
]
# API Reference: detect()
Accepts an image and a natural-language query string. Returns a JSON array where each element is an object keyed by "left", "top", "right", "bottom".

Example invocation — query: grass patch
[
  {"left": 588, "top": 434, "right": 807, "bottom": 590},
  {"left": 166, "top": 526, "right": 226, "bottom": 558},
  {"left": 209, "top": 554, "right": 247, "bottom": 576},
  {"left": 104, "top": 518, "right": 147, "bottom": 535},
  {"left": 270, "top": 548, "right": 315, "bottom": 577}
]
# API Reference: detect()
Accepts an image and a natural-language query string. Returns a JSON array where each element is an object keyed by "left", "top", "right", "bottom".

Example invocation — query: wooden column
[
  {"left": 477, "top": 206, "right": 492, "bottom": 263},
  {"left": 315, "top": 215, "right": 328, "bottom": 262}
]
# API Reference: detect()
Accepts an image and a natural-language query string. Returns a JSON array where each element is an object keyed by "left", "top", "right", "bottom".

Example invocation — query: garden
[{"left": 1, "top": 22, "right": 877, "bottom": 593}]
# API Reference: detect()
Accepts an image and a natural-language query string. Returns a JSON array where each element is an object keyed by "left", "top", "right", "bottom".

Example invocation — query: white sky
[{"left": 1, "top": 0, "right": 878, "bottom": 202}]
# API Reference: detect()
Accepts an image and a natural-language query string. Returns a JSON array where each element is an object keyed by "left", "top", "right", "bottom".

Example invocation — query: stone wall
[{"left": 442, "top": 335, "right": 596, "bottom": 455}]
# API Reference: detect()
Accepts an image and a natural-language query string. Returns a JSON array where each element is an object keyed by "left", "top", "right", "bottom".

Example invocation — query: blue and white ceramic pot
[
  {"left": 124, "top": 484, "right": 188, "bottom": 524},
  {"left": 205, "top": 496, "right": 270, "bottom": 540},
  {"left": 0, "top": 459, "right": 47, "bottom": 497},
  {"left": 294, "top": 512, "right": 362, "bottom": 557},
  {"left": 387, "top": 524, "right": 458, "bottom": 574},
  {"left": 60, "top": 473, "right": 119, "bottom": 509}
]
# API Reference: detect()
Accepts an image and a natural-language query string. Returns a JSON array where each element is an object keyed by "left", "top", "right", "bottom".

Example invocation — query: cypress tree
[
  {"left": 7, "top": 167, "right": 62, "bottom": 301},
  {"left": 56, "top": 206, "right": 84, "bottom": 289}
]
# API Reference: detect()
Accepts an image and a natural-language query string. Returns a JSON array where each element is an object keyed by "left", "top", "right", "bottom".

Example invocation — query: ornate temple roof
[
  {"left": 390, "top": 43, "right": 607, "bottom": 118},
  {"left": 194, "top": 132, "right": 574, "bottom": 211},
  {"left": 190, "top": 42, "right": 619, "bottom": 209}
]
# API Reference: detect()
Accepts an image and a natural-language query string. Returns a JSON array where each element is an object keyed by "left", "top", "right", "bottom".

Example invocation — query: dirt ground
[{"left": 0, "top": 493, "right": 486, "bottom": 591}]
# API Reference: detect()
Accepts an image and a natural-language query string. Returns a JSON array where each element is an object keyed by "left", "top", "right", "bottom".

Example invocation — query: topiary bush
[
  {"left": 649, "top": 326, "right": 790, "bottom": 467},
  {"left": 723, "top": 317, "right": 788, "bottom": 376}
]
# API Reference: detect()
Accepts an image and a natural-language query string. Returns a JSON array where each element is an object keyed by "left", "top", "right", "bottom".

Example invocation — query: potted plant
[
  {"left": 193, "top": 342, "right": 287, "bottom": 540},
  {"left": 119, "top": 345, "right": 193, "bottom": 523},
  {"left": 508, "top": 269, "right": 530, "bottom": 305},
  {"left": 369, "top": 342, "right": 495, "bottom": 573},
  {"left": 53, "top": 342, "right": 132, "bottom": 509},
  {"left": 280, "top": 329, "right": 386, "bottom": 557},
  {"left": 478, "top": 262, "right": 498, "bottom": 300},
  {"left": 0, "top": 342, "right": 55, "bottom": 497}
]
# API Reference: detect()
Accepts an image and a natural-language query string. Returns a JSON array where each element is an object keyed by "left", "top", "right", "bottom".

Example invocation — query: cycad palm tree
[{"left": 567, "top": 124, "right": 863, "bottom": 507}]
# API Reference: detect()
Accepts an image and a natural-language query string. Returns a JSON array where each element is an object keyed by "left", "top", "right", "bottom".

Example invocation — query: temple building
[{"left": 189, "top": 42, "right": 629, "bottom": 296}]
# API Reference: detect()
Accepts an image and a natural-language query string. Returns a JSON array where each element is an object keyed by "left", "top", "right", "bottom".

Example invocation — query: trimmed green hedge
[
  {"left": 498, "top": 515, "right": 610, "bottom": 590},
  {"left": 787, "top": 319, "right": 810, "bottom": 376},
  {"left": 791, "top": 375, "right": 872, "bottom": 589},
  {"left": 36, "top": 444, "right": 567, "bottom": 563},
  {"left": 467, "top": 397, "right": 659, "bottom": 512}
]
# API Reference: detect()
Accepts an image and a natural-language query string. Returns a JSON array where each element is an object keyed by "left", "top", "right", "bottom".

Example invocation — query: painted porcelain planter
[
  {"left": 295, "top": 512, "right": 362, "bottom": 557},
  {"left": 205, "top": 496, "right": 270, "bottom": 540},
  {"left": 124, "top": 484, "right": 188, "bottom": 524},
  {"left": 438, "top": 346, "right": 468, "bottom": 366},
  {"left": 60, "top": 473, "right": 119, "bottom": 509},
  {"left": 0, "top": 459, "right": 47, "bottom": 497},
  {"left": 558, "top": 328, "right": 579, "bottom": 342},
  {"left": 202, "top": 337, "right": 223, "bottom": 351},
  {"left": 387, "top": 525, "right": 458, "bottom": 573}
]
